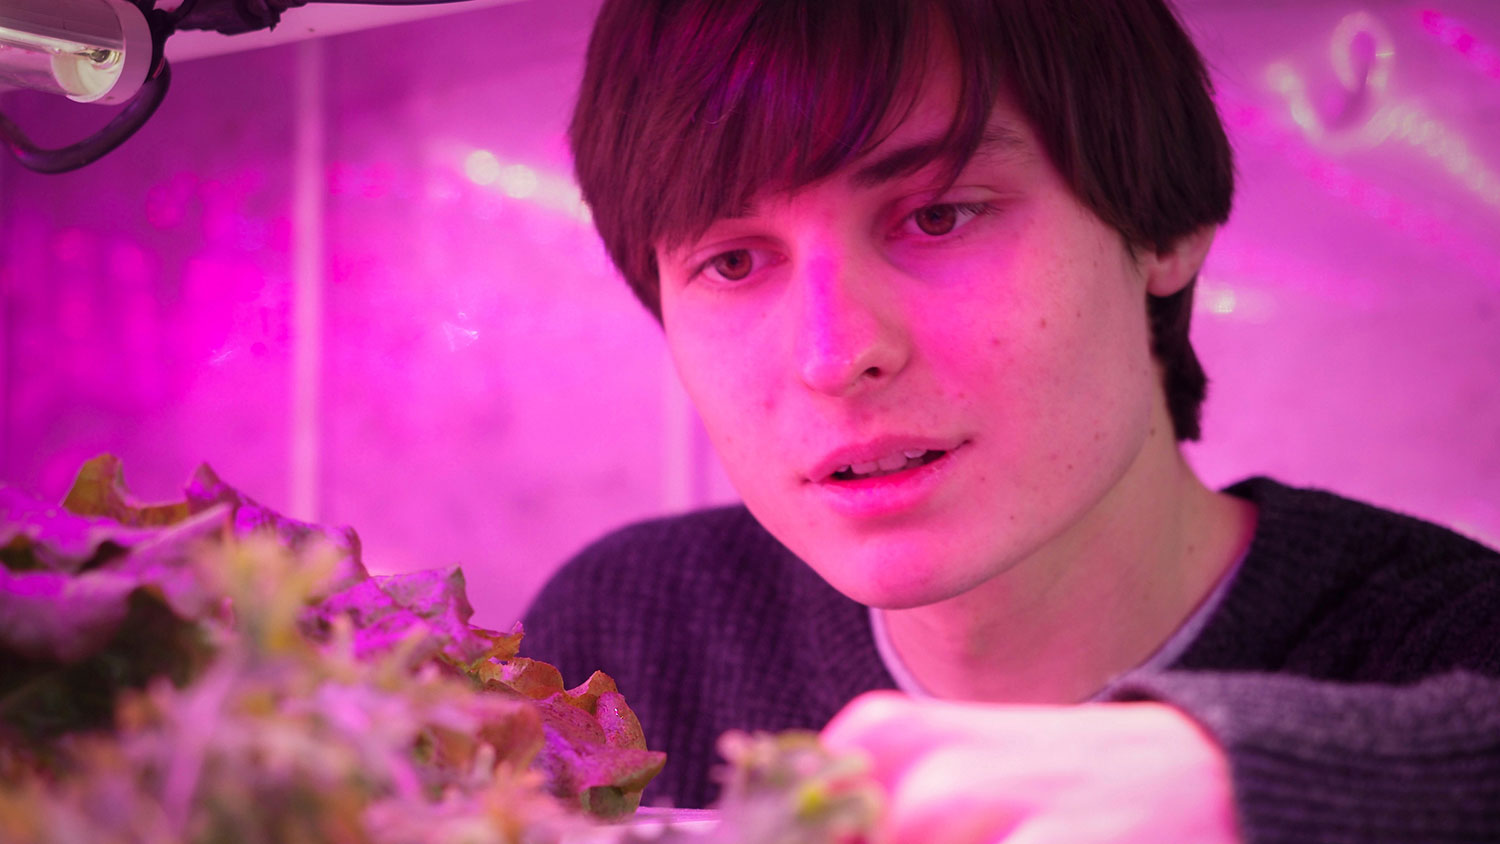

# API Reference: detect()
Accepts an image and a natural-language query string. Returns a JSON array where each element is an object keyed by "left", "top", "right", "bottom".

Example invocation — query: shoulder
[
  {"left": 1227, "top": 476, "right": 1498, "bottom": 572},
  {"left": 1194, "top": 477, "right": 1500, "bottom": 679},
  {"left": 518, "top": 505, "right": 824, "bottom": 679},
  {"left": 536, "top": 504, "right": 805, "bottom": 603},
  {"left": 570, "top": 503, "right": 783, "bottom": 563}
]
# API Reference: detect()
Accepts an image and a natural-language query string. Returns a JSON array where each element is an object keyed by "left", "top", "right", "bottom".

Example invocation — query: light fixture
[
  {"left": 0, "top": 0, "right": 476, "bottom": 174},
  {"left": 0, "top": 0, "right": 153, "bottom": 105}
]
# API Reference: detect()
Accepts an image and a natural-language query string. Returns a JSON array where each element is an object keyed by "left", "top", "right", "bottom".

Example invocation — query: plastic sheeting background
[{"left": 2, "top": 0, "right": 1497, "bottom": 628}]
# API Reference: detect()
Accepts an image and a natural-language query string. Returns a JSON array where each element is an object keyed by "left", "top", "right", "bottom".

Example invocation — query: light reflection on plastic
[
  {"left": 1419, "top": 9, "right": 1500, "bottom": 80},
  {"left": 442, "top": 321, "right": 480, "bottom": 351},
  {"left": 460, "top": 147, "right": 591, "bottom": 224},
  {"left": 1331, "top": 11, "right": 1394, "bottom": 93},
  {"left": 1219, "top": 92, "right": 1498, "bottom": 283},
  {"left": 1265, "top": 11, "right": 1500, "bottom": 212}
]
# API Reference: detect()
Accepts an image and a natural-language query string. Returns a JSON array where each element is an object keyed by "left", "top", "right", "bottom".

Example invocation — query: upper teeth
[{"left": 837, "top": 449, "right": 934, "bottom": 478}]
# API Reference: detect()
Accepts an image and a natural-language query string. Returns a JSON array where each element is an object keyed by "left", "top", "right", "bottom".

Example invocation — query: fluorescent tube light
[{"left": 0, "top": 0, "right": 152, "bottom": 104}]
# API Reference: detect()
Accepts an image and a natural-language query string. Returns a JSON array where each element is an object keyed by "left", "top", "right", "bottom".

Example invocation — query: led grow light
[{"left": 0, "top": 0, "right": 152, "bottom": 104}]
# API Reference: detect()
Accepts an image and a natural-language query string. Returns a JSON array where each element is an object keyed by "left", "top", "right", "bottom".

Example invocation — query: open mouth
[{"left": 830, "top": 449, "right": 946, "bottom": 482}]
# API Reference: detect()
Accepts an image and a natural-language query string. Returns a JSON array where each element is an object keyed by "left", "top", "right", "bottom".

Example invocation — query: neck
[{"left": 882, "top": 440, "right": 1256, "bottom": 704}]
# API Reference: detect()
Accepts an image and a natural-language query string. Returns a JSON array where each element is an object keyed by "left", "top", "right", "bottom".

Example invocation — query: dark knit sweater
[{"left": 521, "top": 478, "right": 1500, "bottom": 842}]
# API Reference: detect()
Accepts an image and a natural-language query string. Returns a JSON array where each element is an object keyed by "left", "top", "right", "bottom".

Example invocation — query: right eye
[{"left": 694, "top": 247, "right": 778, "bottom": 285}]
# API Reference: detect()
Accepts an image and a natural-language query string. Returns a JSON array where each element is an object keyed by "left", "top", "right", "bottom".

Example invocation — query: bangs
[
  {"left": 653, "top": 1, "right": 999, "bottom": 248},
  {"left": 571, "top": 0, "right": 998, "bottom": 311}
]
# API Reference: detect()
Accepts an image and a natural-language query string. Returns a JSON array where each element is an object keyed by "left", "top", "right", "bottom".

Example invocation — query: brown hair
[{"left": 569, "top": 0, "right": 1234, "bottom": 440}]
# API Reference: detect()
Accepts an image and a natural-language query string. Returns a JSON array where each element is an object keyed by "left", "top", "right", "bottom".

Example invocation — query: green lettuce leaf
[{"left": 184, "top": 463, "right": 368, "bottom": 595}]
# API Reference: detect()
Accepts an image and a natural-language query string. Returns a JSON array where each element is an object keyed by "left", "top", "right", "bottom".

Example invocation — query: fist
[{"left": 821, "top": 692, "right": 1240, "bottom": 844}]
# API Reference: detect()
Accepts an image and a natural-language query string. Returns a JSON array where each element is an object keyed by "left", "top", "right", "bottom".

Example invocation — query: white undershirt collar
[{"left": 869, "top": 551, "right": 1246, "bottom": 702}]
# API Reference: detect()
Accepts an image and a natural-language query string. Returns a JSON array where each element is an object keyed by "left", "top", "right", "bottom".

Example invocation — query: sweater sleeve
[{"left": 1110, "top": 669, "right": 1500, "bottom": 844}]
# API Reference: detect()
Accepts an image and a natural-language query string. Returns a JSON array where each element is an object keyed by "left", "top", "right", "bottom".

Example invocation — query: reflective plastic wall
[{"left": 2, "top": 0, "right": 1497, "bottom": 627}]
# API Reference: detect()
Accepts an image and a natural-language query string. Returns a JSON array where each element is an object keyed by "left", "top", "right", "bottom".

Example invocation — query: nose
[{"left": 793, "top": 248, "right": 910, "bottom": 396}]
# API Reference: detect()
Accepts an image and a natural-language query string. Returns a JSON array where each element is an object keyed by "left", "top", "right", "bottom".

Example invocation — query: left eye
[
  {"left": 905, "top": 202, "right": 990, "bottom": 237},
  {"left": 707, "top": 249, "right": 755, "bottom": 281}
]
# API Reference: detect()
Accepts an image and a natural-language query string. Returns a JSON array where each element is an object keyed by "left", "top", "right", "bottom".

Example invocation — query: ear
[{"left": 1142, "top": 225, "right": 1217, "bottom": 297}]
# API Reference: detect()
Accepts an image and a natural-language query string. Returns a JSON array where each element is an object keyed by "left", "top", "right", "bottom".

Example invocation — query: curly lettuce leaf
[
  {"left": 0, "top": 455, "right": 668, "bottom": 836},
  {"left": 61, "top": 454, "right": 193, "bottom": 528},
  {"left": 1, "top": 485, "right": 159, "bottom": 575},
  {"left": 0, "top": 589, "right": 213, "bottom": 742},
  {"left": 474, "top": 662, "right": 665, "bottom": 819},
  {"left": 0, "top": 568, "right": 137, "bottom": 662},
  {"left": 310, "top": 568, "right": 523, "bottom": 668},
  {"left": 184, "top": 462, "right": 367, "bottom": 595},
  {"left": 0, "top": 505, "right": 230, "bottom": 666}
]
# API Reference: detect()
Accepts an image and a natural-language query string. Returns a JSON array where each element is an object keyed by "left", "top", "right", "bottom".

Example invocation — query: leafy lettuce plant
[{"left": 0, "top": 456, "right": 664, "bottom": 844}]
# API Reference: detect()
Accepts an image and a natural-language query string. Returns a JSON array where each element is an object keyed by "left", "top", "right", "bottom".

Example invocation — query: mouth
[
  {"left": 829, "top": 449, "right": 947, "bottom": 482},
  {"left": 806, "top": 440, "right": 965, "bottom": 519},
  {"left": 808, "top": 438, "right": 965, "bottom": 485}
]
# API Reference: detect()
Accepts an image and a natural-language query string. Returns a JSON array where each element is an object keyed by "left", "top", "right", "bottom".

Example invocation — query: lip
[
  {"left": 805, "top": 437, "right": 966, "bottom": 483},
  {"left": 804, "top": 438, "right": 968, "bottom": 520}
]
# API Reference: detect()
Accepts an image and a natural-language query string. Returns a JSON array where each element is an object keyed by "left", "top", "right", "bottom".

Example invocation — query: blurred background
[{"left": 2, "top": 0, "right": 1497, "bottom": 629}]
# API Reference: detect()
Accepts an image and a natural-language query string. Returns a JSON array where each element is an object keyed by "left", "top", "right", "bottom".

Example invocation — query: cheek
[
  {"left": 1031, "top": 227, "right": 1154, "bottom": 379},
  {"left": 951, "top": 237, "right": 1155, "bottom": 457},
  {"left": 664, "top": 293, "right": 778, "bottom": 410},
  {"left": 1050, "top": 278, "right": 1160, "bottom": 474},
  {"left": 666, "top": 326, "right": 780, "bottom": 485}
]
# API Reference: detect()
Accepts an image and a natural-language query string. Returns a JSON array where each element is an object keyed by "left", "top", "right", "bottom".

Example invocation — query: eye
[
  {"left": 693, "top": 247, "right": 778, "bottom": 285},
  {"left": 708, "top": 249, "right": 754, "bottom": 281},
  {"left": 903, "top": 202, "right": 992, "bottom": 237}
]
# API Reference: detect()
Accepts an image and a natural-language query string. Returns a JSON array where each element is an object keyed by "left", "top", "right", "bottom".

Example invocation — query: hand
[{"left": 821, "top": 691, "right": 1241, "bottom": 844}]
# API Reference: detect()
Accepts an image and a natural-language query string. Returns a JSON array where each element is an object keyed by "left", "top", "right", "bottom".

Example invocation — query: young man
[{"left": 522, "top": 0, "right": 1500, "bottom": 840}]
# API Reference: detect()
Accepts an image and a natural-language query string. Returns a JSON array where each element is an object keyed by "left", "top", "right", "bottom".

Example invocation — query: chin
[{"left": 810, "top": 545, "right": 985, "bottom": 610}]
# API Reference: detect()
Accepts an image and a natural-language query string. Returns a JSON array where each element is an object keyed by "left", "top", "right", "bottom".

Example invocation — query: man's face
[{"left": 655, "top": 57, "right": 1179, "bottom": 610}]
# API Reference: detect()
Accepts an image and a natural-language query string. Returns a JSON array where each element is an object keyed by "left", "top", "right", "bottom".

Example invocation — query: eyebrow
[{"left": 849, "top": 121, "right": 1029, "bottom": 189}]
